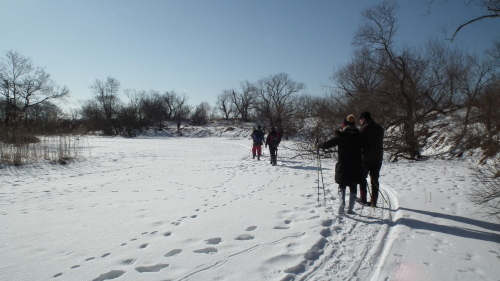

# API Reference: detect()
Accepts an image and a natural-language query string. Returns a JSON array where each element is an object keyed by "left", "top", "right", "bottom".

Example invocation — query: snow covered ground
[{"left": 1, "top": 130, "right": 499, "bottom": 281}]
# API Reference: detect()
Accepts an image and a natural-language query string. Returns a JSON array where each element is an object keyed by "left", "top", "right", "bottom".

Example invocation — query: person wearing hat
[
  {"left": 358, "top": 111, "right": 384, "bottom": 207},
  {"left": 317, "top": 114, "right": 369, "bottom": 214},
  {"left": 265, "top": 127, "right": 281, "bottom": 165},
  {"left": 250, "top": 125, "right": 265, "bottom": 160}
]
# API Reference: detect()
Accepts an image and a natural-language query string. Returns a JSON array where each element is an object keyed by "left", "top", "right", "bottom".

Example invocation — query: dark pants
[
  {"left": 269, "top": 146, "right": 278, "bottom": 164},
  {"left": 359, "top": 161, "right": 382, "bottom": 204},
  {"left": 339, "top": 183, "right": 357, "bottom": 207}
]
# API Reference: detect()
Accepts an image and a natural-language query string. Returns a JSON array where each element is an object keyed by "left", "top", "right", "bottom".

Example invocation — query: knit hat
[{"left": 343, "top": 114, "right": 355, "bottom": 126}]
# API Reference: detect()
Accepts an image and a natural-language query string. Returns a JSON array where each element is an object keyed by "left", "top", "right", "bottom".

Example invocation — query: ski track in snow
[{"left": 1, "top": 136, "right": 498, "bottom": 281}]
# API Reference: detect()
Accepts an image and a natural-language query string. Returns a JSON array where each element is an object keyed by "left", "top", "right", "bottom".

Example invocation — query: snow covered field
[{"left": 1, "top": 132, "right": 499, "bottom": 281}]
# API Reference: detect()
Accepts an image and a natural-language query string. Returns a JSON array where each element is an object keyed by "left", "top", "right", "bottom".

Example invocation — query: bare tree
[
  {"left": 0, "top": 50, "right": 69, "bottom": 128},
  {"left": 254, "top": 73, "right": 305, "bottom": 132},
  {"left": 351, "top": 0, "right": 447, "bottom": 160},
  {"left": 79, "top": 99, "right": 105, "bottom": 131},
  {"left": 216, "top": 89, "right": 235, "bottom": 120},
  {"left": 139, "top": 90, "right": 164, "bottom": 128},
  {"left": 427, "top": 0, "right": 500, "bottom": 41},
  {"left": 231, "top": 81, "right": 257, "bottom": 121},
  {"left": 468, "top": 156, "right": 500, "bottom": 219},
  {"left": 170, "top": 93, "right": 191, "bottom": 133},
  {"left": 89, "top": 76, "right": 122, "bottom": 135},
  {"left": 191, "top": 102, "right": 211, "bottom": 125}
]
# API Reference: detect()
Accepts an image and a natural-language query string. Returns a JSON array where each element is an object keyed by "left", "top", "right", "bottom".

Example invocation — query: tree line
[{"left": 1, "top": 1, "right": 498, "bottom": 163}]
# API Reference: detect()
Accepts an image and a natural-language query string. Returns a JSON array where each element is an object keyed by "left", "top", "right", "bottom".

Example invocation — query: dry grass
[{"left": 0, "top": 135, "right": 88, "bottom": 166}]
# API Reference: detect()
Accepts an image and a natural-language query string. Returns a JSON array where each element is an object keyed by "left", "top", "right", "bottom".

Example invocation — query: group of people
[
  {"left": 250, "top": 126, "right": 281, "bottom": 166},
  {"left": 249, "top": 111, "right": 383, "bottom": 215},
  {"left": 317, "top": 111, "right": 384, "bottom": 215}
]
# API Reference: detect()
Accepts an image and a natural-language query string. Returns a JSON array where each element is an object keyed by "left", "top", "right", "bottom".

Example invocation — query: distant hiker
[
  {"left": 317, "top": 114, "right": 369, "bottom": 214},
  {"left": 357, "top": 111, "right": 384, "bottom": 208},
  {"left": 265, "top": 127, "right": 281, "bottom": 166},
  {"left": 251, "top": 126, "right": 265, "bottom": 160}
]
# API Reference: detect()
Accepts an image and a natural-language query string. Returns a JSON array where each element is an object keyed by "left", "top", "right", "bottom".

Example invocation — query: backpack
[
  {"left": 253, "top": 130, "right": 264, "bottom": 142},
  {"left": 269, "top": 132, "right": 280, "bottom": 146}
]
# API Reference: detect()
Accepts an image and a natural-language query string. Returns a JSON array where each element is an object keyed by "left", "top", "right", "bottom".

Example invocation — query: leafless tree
[
  {"left": 25, "top": 101, "right": 65, "bottom": 133},
  {"left": 216, "top": 89, "right": 235, "bottom": 120},
  {"left": 350, "top": 0, "right": 456, "bottom": 160},
  {"left": 427, "top": 0, "right": 500, "bottom": 41},
  {"left": 89, "top": 76, "right": 122, "bottom": 135},
  {"left": 231, "top": 80, "right": 257, "bottom": 121},
  {"left": 254, "top": 72, "right": 305, "bottom": 133},
  {"left": 191, "top": 102, "right": 211, "bottom": 126},
  {"left": 170, "top": 93, "right": 191, "bottom": 133},
  {"left": 139, "top": 90, "right": 164, "bottom": 128},
  {"left": 468, "top": 155, "right": 500, "bottom": 219},
  {"left": 79, "top": 99, "right": 105, "bottom": 131},
  {"left": 0, "top": 50, "right": 69, "bottom": 129}
]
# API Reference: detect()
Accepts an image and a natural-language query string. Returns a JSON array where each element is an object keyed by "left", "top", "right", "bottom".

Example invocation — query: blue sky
[{"left": 1, "top": 0, "right": 498, "bottom": 112}]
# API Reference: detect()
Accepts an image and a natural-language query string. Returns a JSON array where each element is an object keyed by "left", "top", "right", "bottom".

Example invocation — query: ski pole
[
  {"left": 316, "top": 149, "right": 321, "bottom": 202},
  {"left": 317, "top": 150, "right": 326, "bottom": 199},
  {"left": 372, "top": 181, "right": 389, "bottom": 205}
]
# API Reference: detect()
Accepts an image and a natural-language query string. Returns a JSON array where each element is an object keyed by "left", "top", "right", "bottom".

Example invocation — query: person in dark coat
[
  {"left": 265, "top": 127, "right": 281, "bottom": 166},
  {"left": 317, "top": 114, "right": 369, "bottom": 214},
  {"left": 358, "top": 111, "right": 384, "bottom": 207},
  {"left": 250, "top": 126, "right": 265, "bottom": 160}
]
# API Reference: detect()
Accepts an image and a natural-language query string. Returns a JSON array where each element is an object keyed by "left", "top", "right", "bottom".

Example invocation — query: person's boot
[
  {"left": 347, "top": 193, "right": 356, "bottom": 214},
  {"left": 252, "top": 154, "right": 255, "bottom": 159},
  {"left": 357, "top": 187, "right": 367, "bottom": 204},
  {"left": 257, "top": 154, "right": 261, "bottom": 160},
  {"left": 369, "top": 193, "right": 379, "bottom": 208},
  {"left": 338, "top": 188, "right": 346, "bottom": 215}
]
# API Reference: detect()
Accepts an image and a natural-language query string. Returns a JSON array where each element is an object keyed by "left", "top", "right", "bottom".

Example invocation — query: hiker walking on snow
[
  {"left": 317, "top": 114, "right": 369, "bottom": 214},
  {"left": 357, "top": 111, "right": 384, "bottom": 207},
  {"left": 265, "top": 127, "right": 281, "bottom": 166},
  {"left": 250, "top": 126, "right": 265, "bottom": 160}
]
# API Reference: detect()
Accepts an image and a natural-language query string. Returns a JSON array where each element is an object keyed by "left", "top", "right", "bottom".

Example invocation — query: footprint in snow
[
  {"left": 91, "top": 270, "right": 126, "bottom": 281},
  {"left": 205, "top": 238, "right": 222, "bottom": 245},
  {"left": 121, "top": 258, "right": 137, "bottom": 265},
  {"left": 235, "top": 234, "right": 254, "bottom": 240},
  {"left": 135, "top": 263, "right": 169, "bottom": 273},
  {"left": 246, "top": 226, "right": 257, "bottom": 231},
  {"left": 273, "top": 226, "right": 290, "bottom": 230},
  {"left": 164, "top": 249, "right": 183, "bottom": 257},
  {"left": 193, "top": 247, "right": 218, "bottom": 254}
]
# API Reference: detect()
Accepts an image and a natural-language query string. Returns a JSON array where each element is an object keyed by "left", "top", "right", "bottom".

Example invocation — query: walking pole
[
  {"left": 315, "top": 141, "right": 326, "bottom": 201},
  {"left": 316, "top": 149, "right": 321, "bottom": 203},
  {"left": 317, "top": 150, "right": 326, "bottom": 199}
]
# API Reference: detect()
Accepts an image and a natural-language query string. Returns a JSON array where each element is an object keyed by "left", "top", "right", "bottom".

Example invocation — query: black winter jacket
[
  {"left": 319, "top": 125, "right": 369, "bottom": 185},
  {"left": 360, "top": 120, "right": 384, "bottom": 162},
  {"left": 266, "top": 130, "right": 281, "bottom": 148}
]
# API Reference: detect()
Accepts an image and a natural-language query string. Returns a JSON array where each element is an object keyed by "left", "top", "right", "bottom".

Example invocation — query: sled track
[{"left": 299, "top": 185, "right": 399, "bottom": 281}]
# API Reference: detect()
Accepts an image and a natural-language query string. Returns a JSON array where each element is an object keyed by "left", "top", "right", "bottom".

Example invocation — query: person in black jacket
[
  {"left": 317, "top": 114, "right": 369, "bottom": 214},
  {"left": 357, "top": 112, "right": 384, "bottom": 207},
  {"left": 265, "top": 127, "right": 281, "bottom": 166}
]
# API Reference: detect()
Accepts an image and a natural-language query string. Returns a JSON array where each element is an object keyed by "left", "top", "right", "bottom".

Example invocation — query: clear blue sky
[{"left": 1, "top": 0, "right": 498, "bottom": 112}]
